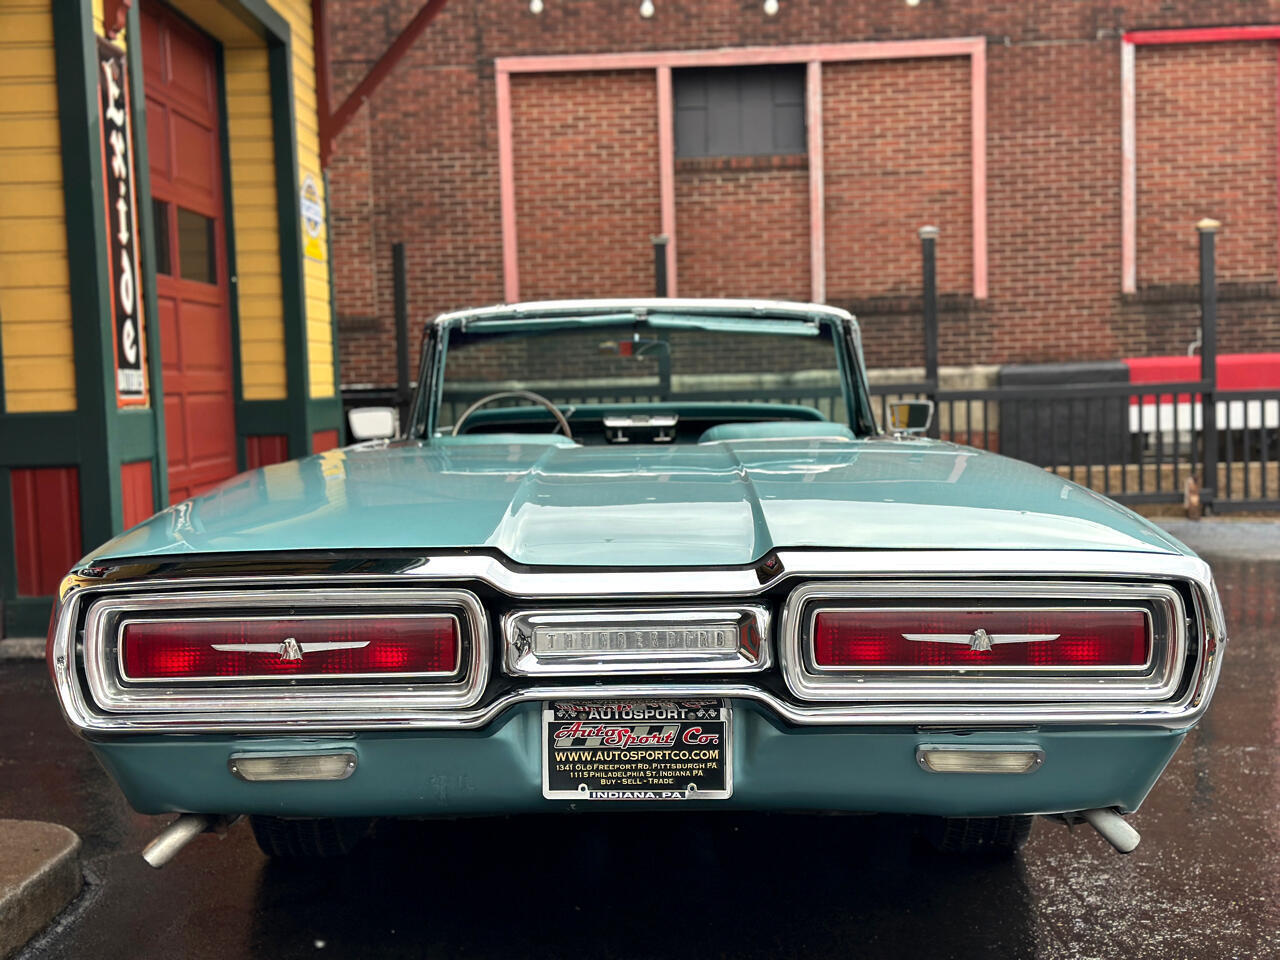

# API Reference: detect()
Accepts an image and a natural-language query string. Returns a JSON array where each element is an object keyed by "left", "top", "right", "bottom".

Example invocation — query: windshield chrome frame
[{"left": 407, "top": 299, "right": 877, "bottom": 440}]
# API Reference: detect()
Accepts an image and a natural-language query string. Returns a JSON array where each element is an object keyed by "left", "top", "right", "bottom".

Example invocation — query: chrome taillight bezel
[
  {"left": 80, "top": 588, "right": 489, "bottom": 714},
  {"left": 117, "top": 612, "right": 464, "bottom": 683},
  {"left": 779, "top": 581, "right": 1187, "bottom": 702}
]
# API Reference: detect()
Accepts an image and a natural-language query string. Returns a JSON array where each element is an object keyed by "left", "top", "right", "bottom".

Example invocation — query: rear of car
[{"left": 45, "top": 301, "right": 1227, "bottom": 862}]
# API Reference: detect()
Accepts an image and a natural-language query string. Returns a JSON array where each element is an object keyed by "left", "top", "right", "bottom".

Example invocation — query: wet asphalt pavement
[{"left": 2, "top": 534, "right": 1277, "bottom": 959}]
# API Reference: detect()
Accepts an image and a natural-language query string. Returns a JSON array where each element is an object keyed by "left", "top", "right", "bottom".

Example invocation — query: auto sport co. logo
[
  {"left": 551, "top": 721, "right": 723, "bottom": 749},
  {"left": 552, "top": 722, "right": 678, "bottom": 749}
]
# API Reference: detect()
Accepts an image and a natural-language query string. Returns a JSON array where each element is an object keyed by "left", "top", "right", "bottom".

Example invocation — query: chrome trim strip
[
  {"left": 81, "top": 590, "right": 487, "bottom": 713},
  {"left": 73, "top": 548, "right": 1215, "bottom": 599},
  {"left": 503, "top": 606, "right": 769, "bottom": 676},
  {"left": 117, "top": 612, "right": 463, "bottom": 683},
  {"left": 784, "top": 584, "right": 1180, "bottom": 700},
  {"left": 61, "top": 681, "right": 1221, "bottom": 734},
  {"left": 47, "top": 549, "right": 1226, "bottom": 734}
]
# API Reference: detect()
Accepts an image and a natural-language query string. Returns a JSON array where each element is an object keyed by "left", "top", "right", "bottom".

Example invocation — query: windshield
[{"left": 432, "top": 315, "right": 859, "bottom": 444}]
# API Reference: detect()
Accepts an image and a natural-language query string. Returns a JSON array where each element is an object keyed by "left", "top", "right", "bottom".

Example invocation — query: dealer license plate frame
[{"left": 542, "top": 699, "right": 733, "bottom": 801}]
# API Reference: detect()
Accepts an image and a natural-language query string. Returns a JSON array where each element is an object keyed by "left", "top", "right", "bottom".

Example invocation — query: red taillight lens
[
  {"left": 812, "top": 609, "right": 1149, "bottom": 669},
  {"left": 121, "top": 616, "right": 459, "bottom": 680}
]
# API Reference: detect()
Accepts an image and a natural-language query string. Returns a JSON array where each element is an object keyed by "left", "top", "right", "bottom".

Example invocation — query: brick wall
[
  {"left": 326, "top": 0, "right": 1280, "bottom": 386},
  {"left": 511, "top": 71, "right": 660, "bottom": 300},
  {"left": 1137, "top": 42, "right": 1277, "bottom": 287},
  {"left": 675, "top": 158, "right": 810, "bottom": 300}
]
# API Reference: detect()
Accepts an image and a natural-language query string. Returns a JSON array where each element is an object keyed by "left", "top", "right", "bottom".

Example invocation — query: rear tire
[
  {"left": 919, "top": 815, "right": 1033, "bottom": 856},
  {"left": 249, "top": 815, "right": 372, "bottom": 859}
]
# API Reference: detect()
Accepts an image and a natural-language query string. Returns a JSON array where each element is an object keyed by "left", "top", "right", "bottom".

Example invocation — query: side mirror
[
  {"left": 886, "top": 400, "right": 934, "bottom": 437},
  {"left": 347, "top": 406, "right": 399, "bottom": 442}
]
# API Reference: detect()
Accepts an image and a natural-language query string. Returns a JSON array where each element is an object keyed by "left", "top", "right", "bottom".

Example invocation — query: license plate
[{"left": 542, "top": 699, "right": 732, "bottom": 801}]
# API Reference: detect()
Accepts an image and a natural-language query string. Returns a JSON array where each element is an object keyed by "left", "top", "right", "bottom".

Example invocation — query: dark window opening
[
  {"left": 176, "top": 207, "right": 217, "bottom": 284},
  {"left": 152, "top": 199, "right": 172, "bottom": 276},
  {"left": 674, "top": 65, "right": 805, "bottom": 158}
]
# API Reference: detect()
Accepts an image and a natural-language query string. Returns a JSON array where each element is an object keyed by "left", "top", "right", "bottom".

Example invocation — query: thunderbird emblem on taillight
[
  {"left": 900, "top": 629, "right": 1060, "bottom": 651},
  {"left": 968, "top": 628, "right": 993, "bottom": 652},
  {"left": 278, "top": 637, "right": 303, "bottom": 661}
]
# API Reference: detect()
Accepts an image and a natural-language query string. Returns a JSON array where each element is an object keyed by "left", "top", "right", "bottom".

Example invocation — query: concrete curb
[
  {"left": 0, "top": 639, "right": 45, "bottom": 661},
  {"left": 0, "top": 821, "right": 82, "bottom": 960}
]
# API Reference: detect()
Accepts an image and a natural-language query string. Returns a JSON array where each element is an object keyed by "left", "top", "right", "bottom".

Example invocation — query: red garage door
[{"left": 140, "top": 3, "right": 237, "bottom": 504}]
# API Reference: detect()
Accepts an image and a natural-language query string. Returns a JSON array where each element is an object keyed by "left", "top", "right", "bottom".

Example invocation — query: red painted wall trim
[
  {"left": 121, "top": 461, "right": 155, "bottom": 530},
  {"left": 312, "top": 429, "right": 340, "bottom": 454},
  {"left": 1125, "top": 26, "right": 1280, "bottom": 45},
  {"left": 495, "top": 37, "right": 988, "bottom": 303},
  {"left": 806, "top": 60, "right": 825, "bottom": 303},
  {"left": 656, "top": 65, "right": 677, "bottom": 296},
  {"left": 245, "top": 435, "right": 290, "bottom": 470},
  {"left": 1120, "top": 23, "right": 1280, "bottom": 291},
  {"left": 11, "top": 468, "right": 82, "bottom": 597}
]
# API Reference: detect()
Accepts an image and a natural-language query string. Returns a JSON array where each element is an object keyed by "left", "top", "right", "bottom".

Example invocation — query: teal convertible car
[{"left": 47, "top": 299, "right": 1225, "bottom": 863}]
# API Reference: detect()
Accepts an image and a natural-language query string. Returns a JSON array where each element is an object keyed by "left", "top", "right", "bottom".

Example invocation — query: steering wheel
[{"left": 451, "top": 389, "right": 574, "bottom": 439}]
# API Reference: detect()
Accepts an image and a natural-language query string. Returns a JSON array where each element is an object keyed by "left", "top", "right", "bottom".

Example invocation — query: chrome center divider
[{"left": 48, "top": 549, "right": 1226, "bottom": 735}]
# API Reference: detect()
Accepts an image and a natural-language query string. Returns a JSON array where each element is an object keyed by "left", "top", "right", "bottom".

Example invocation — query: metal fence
[
  {"left": 345, "top": 372, "right": 1280, "bottom": 514},
  {"left": 868, "top": 381, "right": 1280, "bottom": 511}
]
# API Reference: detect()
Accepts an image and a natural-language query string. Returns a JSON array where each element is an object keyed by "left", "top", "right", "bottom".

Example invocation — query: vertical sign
[
  {"left": 98, "top": 39, "right": 148, "bottom": 406},
  {"left": 300, "top": 173, "right": 326, "bottom": 262}
]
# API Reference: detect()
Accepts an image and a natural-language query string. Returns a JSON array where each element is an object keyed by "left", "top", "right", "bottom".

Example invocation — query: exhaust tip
[
  {"left": 141, "top": 813, "right": 217, "bottom": 868},
  {"left": 1080, "top": 807, "right": 1141, "bottom": 854}
]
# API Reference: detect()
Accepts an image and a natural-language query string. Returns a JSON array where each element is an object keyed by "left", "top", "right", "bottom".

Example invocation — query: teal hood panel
[{"left": 90, "top": 439, "right": 1186, "bottom": 566}]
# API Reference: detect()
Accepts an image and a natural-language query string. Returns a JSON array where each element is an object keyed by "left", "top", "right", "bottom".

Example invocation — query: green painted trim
[
  {"left": 117, "top": 410, "right": 158, "bottom": 463},
  {"left": 126, "top": 0, "right": 169, "bottom": 511},
  {"left": 322, "top": 169, "right": 343, "bottom": 431},
  {"left": 52, "top": 0, "right": 123, "bottom": 551},
  {"left": 224, "top": 0, "right": 290, "bottom": 42},
  {"left": 235, "top": 399, "right": 292, "bottom": 436},
  {"left": 0, "top": 414, "right": 81, "bottom": 467},
  {"left": 214, "top": 44, "right": 249, "bottom": 474},
  {"left": 4, "top": 597, "right": 52, "bottom": 639},
  {"left": 308, "top": 396, "right": 343, "bottom": 437},
  {"left": 266, "top": 30, "right": 313, "bottom": 460}
]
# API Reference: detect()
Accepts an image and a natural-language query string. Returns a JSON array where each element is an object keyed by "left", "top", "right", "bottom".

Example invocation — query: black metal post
[
  {"left": 919, "top": 226, "right": 939, "bottom": 397},
  {"left": 392, "top": 242, "right": 410, "bottom": 409},
  {"left": 919, "top": 226, "right": 940, "bottom": 438},
  {"left": 1198, "top": 218, "right": 1220, "bottom": 510},
  {"left": 652, "top": 234, "right": 669, "bottom": 298}
]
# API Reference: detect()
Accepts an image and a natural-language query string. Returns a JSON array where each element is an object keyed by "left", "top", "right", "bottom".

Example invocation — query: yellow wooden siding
[
  {"left": 0, "top": 0, "right": 75, "bottom": 412},
  {"left": 269, "top": 0, "right": 335, "bottom": 400},
  {"left": 225, "top": 45, "right": 288, "bottom": 401}
]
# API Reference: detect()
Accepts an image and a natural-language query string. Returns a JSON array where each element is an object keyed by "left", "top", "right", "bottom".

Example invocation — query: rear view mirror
[
  {"left": 887, "top": 400, "right": 934, "bottom": 437},
  {"left": 598, "top": 338, "right": 668, "bottom": 360},
  {"left": 347, "top": 406, "right": 399, "bottom": 442}
]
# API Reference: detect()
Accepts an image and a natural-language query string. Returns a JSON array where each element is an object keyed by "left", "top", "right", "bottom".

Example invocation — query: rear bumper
[{"left": 89, "top": 700, "right": 1185, "bottom": 819}]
